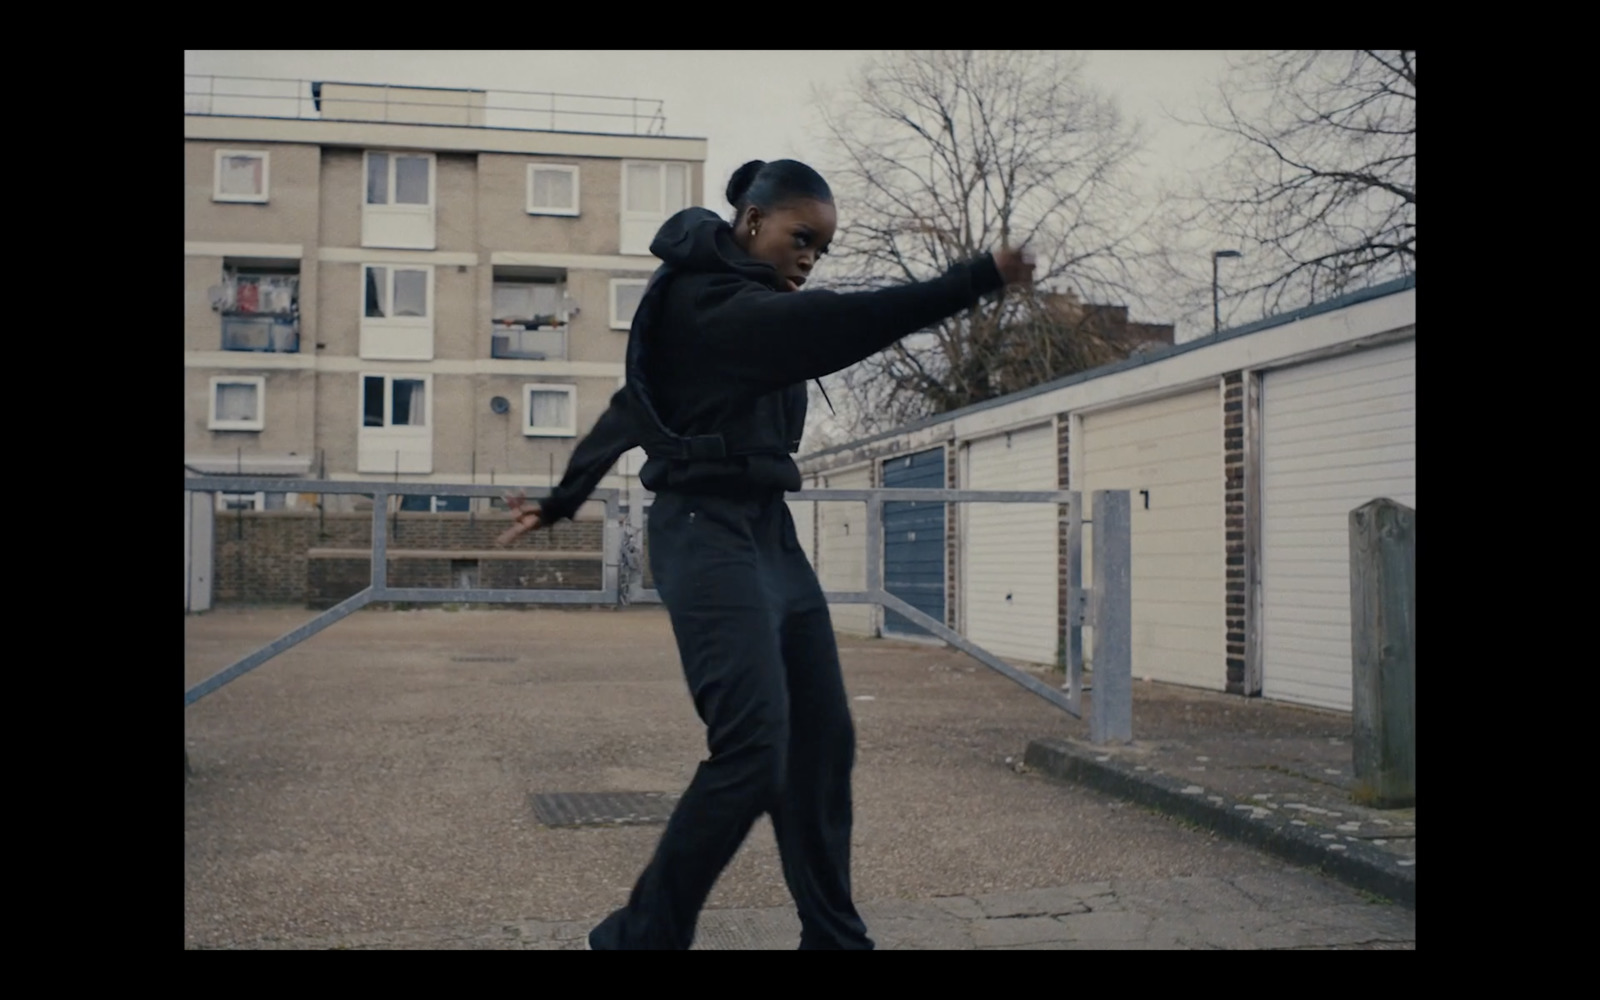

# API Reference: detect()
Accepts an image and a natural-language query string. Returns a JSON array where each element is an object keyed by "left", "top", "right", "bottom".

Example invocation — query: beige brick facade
[{"left": 187, "top": 83, "right": 705, "bottom": 605}]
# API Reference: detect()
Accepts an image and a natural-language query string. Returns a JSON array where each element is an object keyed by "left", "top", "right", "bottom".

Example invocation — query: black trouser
[{"left": 588, "top": 490, "right": 873, "bottom": 950}]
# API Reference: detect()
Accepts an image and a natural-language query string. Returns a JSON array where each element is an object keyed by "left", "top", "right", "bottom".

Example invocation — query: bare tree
[
  {"left": 1162, "top": 50, "right": 1415, "bottom": 325},
  {"left": 808, "top": 50, "right": 1155, "bottom": 435}
]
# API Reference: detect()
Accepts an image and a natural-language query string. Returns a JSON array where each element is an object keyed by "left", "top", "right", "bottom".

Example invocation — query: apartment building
[{"left": 184, "top": 78, "right": 707, "bottom": 513}]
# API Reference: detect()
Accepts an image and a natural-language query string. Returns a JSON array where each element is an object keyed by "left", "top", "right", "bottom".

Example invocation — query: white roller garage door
[
  {"left": 1261, "top": 338, "right": 1415, "bottom": 711},
  {"left": 1079, "top": 386, "right": 1225, "bottom": 689},
  {"left": 818, "top": 465, "right": 874, "bottom": 636},
  {"left": 963, "top": 423, "right": 1060, "bottom": 665}
]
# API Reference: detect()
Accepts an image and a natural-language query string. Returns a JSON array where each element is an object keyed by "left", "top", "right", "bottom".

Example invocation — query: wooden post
[{"left": 1349, "top": 498, "right": 1415, "bottom": 808}]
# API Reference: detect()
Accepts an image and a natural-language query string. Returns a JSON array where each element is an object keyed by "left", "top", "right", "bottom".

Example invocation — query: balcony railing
[
  {"left": 491, "top": 325, "right": 567, "bottom": 361},
  {"left": 184, "top": 75, "right": 669, "bottom": 136},
  {"left": 222, "top": 316, "right": 300, "bottom": 353}
]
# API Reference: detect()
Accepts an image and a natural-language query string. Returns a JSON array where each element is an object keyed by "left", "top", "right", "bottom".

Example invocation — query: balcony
[
  {"left": 492, "top": 324, "right": 567, "bottom": 361},
  {"left": 223, "top": 316, "right": 299, "bottom": 353},
  {"left": 184, "top": 75, "right": 669, "bottom": 136},
  {"left": 212, "top": 270, "right": 300, "bottom": 353}
]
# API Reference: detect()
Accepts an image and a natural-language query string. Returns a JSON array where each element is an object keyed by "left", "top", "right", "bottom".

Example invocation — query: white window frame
[
  {"left": 363, "top": 150, "right": 436, "bottom": 209},
  {"left": 359, "top": 373, "right": 433, "bottom": 430},
  {"left": 620, "top": 160, "right": 691, "bottom": 255},
  {"left": 213, "top": 149, "right": 270, "bottom": 203},
  {"left": 209, "top": 376, "right": 266, "bottom": 431},
  {"left": 214, "top": 492, "right": 298, "bottom": 512},
  {"left": 362, "top": 263, "right": 434, "bottom": 321},
  {"left": 215, "top": 492, "right": 266, "bottom": 512},
  {"left": 526, "top": 164, "right": 580, "bottom": 217},
  {"left": 610, "top": 278, "right": 648, "bottom": 331},
  {"left": 360, "top": 263, "right": 435, "bottom": 360},
  {"left": 621, "top": 160, "right": 690, "bottom": 217},
  {"left": 523, "top": 383, "right": 578, "bottom": 438},
  {"left": 362, "top": 150, "right": 437, "bottom": 250}
]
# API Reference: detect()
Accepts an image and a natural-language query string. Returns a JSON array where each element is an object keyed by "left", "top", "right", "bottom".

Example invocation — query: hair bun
[{"left": 726, "top": 160, "right": 767, "bottom": 207}]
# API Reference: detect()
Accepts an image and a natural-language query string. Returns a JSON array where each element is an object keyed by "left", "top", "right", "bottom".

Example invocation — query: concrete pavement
[
  {"left": 184, "top": 606, "right": 1414, "bottom": 950},
  {"left": 193, "top": 875, "right": 1413, "bottom": 950}
]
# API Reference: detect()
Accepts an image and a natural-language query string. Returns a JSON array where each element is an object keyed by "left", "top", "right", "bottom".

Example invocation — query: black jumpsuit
[{"left": 535, "top": 207, "right": 1006, "bottom": 950}]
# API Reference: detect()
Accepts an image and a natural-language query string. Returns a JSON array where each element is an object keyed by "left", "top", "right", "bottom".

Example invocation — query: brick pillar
[{"left": 1224, "top": 374, "right": 1247, "bottom": 694}]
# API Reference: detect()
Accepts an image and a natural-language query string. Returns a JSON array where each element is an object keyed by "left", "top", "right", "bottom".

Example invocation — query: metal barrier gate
[
  {"left": 789, "top": 487, "right": 1130, "bottom": 742},
  {"left": 182, "top": 477, "right": 622, "bottom": 707},
  {"left": 184, "top": 477, "right": 1132, "bottom": 743}
]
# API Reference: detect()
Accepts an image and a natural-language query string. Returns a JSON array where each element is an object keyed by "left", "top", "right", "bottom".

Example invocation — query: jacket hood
[
  {"left": 648, "top": 208, "right": 784, "bottom": 290},
  {"left": 644, "top": 207, "right": 835, "bottom": 416}
]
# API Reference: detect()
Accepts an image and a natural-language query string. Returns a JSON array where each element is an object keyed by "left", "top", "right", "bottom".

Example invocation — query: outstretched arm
[
  {"left": 689, "top": 252, "right": 1019, "bottom": 391},
  {"left": 499, "top": 388, "right": 637, "bottom": 542}
]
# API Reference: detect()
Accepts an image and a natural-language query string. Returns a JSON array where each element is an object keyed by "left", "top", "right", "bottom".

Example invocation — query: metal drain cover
[
  {"left": 530, "top": 791, "right": 679, "bottom": 828},
  {"left": 451, "top": 656, "right": 517, "bottom": 663}
]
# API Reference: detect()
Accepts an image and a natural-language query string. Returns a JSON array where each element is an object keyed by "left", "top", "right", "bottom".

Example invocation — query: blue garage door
[{"left": 881, "top": 447, "right": 946, "bottom": 637}]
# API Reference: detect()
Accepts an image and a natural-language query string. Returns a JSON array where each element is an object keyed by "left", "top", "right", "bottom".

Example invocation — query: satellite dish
[{"left": 490, "top": 396, "right": 510, "bottom": 415}]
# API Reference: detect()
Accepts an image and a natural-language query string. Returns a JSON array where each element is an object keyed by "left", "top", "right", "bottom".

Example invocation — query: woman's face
[{"left": 743, "top": 198, "right": 837, "bottom": 290}]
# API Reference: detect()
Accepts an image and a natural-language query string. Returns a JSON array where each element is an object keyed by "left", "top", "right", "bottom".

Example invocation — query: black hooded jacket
[{"left": 536, "top": 207, "right": 1006, "bottom": 524}]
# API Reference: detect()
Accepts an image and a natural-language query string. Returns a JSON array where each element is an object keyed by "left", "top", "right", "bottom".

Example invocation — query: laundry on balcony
[{"left": 209, "top": 272, "right": 300, "bottom": 317}]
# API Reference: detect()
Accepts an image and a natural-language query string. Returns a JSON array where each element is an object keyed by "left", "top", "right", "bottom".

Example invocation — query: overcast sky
[{"left": 185, "top": 50, "right": 1237, "bottom": 330}]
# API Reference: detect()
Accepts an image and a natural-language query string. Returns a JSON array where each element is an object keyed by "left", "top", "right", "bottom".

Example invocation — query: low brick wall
[
  {"left": 212, "top": 510, "right": 604, "bottom": 606},
  {"left": 306, "top": 549, "right": 603, "bottom": 608}
]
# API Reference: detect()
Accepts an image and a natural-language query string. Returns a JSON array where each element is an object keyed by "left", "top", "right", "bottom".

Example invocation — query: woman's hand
[
  {"left": 994, "top": 246, "right": 1036, "bottom": 287},
  {"left": 496, "top": 491, "right": 546, "bottom": 546}
]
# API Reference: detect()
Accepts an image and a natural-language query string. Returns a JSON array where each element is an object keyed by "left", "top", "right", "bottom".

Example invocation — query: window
[
  {"left": 363, "top": 151, "right": 436, "bottom": 249},
  {"left": 620, "top": 161, "right": 690, "bottom": 255},
  {"left": 610, "top": 279, "right": 647, "bottom": 330},
  {"left": 527, "top": 164, "right": 579, "bottom": 216},
  {"left": 524, "top": 383, "right": 577, "bottom": 437},
  {"left": 399, "top": 495, "right": 471, "bottom": 513},
  {"left": 624, "top": 161, "right": 689, "bottom": 216},
  {"left": 215, "top": 492, "right": 291, "bottom": 512},
  {"left": 364, "top": 265, "right": 430, "bottom": 319},
  {"left": 366, "top": 152, "right": 432, "bottom": 206},
  {"left": 360, "top": 264, "right": 434, "bottom": 360},
  {"left": 357, "top": 373, "right": 433, "bottom": 474},
  {"left": 363, "top": 375, "right": 429, "bottom": 428},
  {"left": 217, "top": 492, "right": 264, "bottom": 512},
  {"left": 214, "top": 150, "right": 269, "bottom": 203},
  {"left": 492, "top": 277, "right": 568, "bottom": 360},
  {"left": 209, "top": 376, "right": 265, "bottom": 431}
]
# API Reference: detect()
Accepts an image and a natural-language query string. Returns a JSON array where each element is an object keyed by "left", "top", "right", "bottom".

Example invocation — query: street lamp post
[{"left": 1213, "top": 250, "right": 1242, "bottom": 334}]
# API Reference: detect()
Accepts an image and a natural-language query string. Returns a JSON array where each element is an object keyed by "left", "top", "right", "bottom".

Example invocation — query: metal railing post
[
  {"left": 602, "top": 494, "right": 621, "bottom": 602},
  {"left": 865, "top": 496, "right": 884, "bottom": 637},
  {"left": 865, "top": 496, "right": 883, "bottom": 593},
  {"left": 1089, "top": 490, "right": 1132, "bottom": 744},
  {"left": 1066, "top": 491, "right": 1086, "bottom": 706},
  {"left": 371, "top": 489, "right": 389, "bottom": 595}
]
